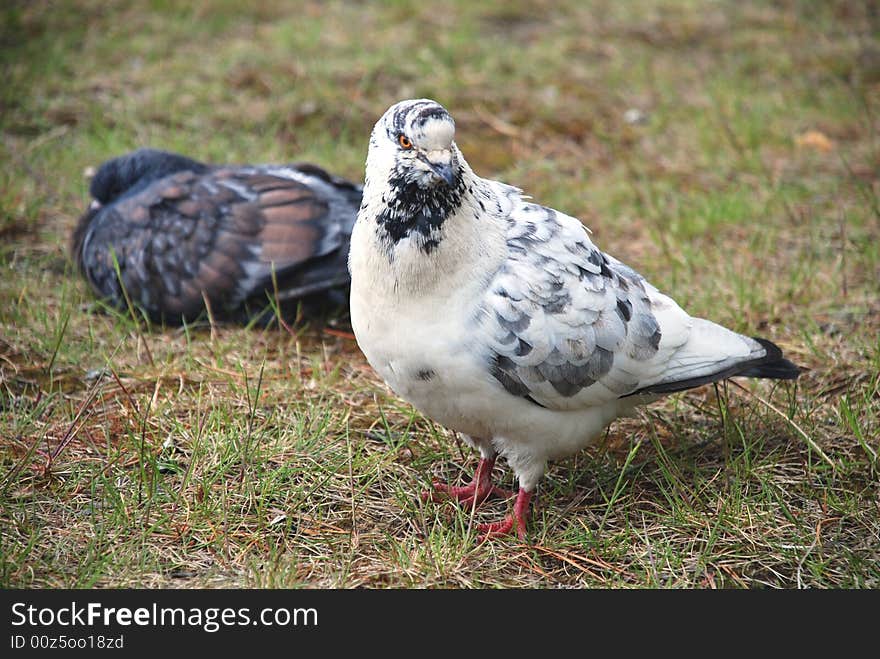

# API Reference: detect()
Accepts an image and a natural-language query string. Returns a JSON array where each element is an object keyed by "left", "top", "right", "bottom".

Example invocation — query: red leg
[
  {"left": 421, "top": 457, "right": 513, "bottom": 507},
  {"left": 477, "top": 488, "right": 533, "bottom": 542}
]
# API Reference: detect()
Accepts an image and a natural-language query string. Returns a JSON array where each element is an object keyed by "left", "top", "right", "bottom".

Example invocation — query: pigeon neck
[
  {"left": 373, "top": 173, "right": 466, "bottom": 257},
  {"left": 352, "top": 168, "right": 507, "bottom": 300}
]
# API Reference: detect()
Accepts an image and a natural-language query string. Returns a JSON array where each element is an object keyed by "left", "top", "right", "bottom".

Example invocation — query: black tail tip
[{"left": 741, "top": 337, "right": 804, "bottom": 380}]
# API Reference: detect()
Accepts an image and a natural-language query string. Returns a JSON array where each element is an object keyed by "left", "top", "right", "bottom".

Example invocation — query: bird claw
[
  {"left": 419, "top": 457, "right": 512, "bottom": 507},
  {"left": 477, "top": 515, "right": 526, "bottom": 542},
  {"left": 422, "top": 480, "right": 513, "bottom": 506},
  {"left": 477, "top": 489, "right": 533, "bottom": 542},
  {"left": 420, "top": 459, "right": 533, "bottom": 542}
]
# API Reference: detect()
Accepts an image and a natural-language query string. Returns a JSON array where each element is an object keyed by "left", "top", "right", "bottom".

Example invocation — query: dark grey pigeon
[{"left": 72, "top": 148, "right": 362, "bottom": 325}]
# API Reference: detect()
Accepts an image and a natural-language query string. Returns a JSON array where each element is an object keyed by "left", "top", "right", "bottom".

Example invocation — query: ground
[{"left": 1, "top": 0, "right": 878, "bottom": 588}]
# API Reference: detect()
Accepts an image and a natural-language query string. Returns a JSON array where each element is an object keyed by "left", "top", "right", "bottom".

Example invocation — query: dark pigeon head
[{"left": 89, "top": 148, "right": 210, "bottom": 205}]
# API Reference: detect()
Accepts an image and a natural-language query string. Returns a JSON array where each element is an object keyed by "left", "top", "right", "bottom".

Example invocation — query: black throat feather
[{"left": 376, "top": 173, "right": 464, "bottom": 256}]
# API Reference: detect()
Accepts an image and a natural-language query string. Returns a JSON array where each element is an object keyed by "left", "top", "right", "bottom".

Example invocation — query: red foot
[
  {"left": 421, "top": 457, "right": 513, "bottom": 508},
  {"left": 477, "top": 488, "right": 533, "bottom": 542}
]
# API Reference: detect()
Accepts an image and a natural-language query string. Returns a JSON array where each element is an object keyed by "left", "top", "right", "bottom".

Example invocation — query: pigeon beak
[
  {"left": 429, "top": 161, "right": 456, "bottom": 186},
  {"left": 89, "top": 200, "right": 102, "bottom": 211},
  {"left": 418, "top": 152, "right": 456, "bottom": 186}
]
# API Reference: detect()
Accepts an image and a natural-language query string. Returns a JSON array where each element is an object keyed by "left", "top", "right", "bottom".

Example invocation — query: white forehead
[
  {"left": 414, "top": 117, "right": 455, "bottom": 150},
  {"left": 375, "top": 98, "right": 455, "bottom": 149}
]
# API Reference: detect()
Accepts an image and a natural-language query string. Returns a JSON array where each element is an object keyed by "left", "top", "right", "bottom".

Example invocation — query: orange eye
[{"left": 398, "top": 134, "right": 413, "bottom": 149}]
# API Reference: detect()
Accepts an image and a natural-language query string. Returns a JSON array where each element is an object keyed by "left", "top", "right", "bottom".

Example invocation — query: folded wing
[{"left": 480, "top": 195, "right": 798, "bottom": 411}]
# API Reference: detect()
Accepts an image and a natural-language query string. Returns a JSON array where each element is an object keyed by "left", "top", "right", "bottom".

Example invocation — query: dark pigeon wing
[
  {"left": 74, "top": 164, "right": 361, "bottom": 323},
  {"left": 214, "top": 166, "right": 359, "bottom": 315}
]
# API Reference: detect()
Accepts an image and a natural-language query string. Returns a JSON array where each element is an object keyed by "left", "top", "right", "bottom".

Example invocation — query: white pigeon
[{"left": 348, "top": 98, "right": 800, "bottom": 541}]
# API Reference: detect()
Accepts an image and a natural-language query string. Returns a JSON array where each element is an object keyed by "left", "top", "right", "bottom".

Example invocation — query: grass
[{"left": 1, "top": 0, "right": 878, "bottom": 588}]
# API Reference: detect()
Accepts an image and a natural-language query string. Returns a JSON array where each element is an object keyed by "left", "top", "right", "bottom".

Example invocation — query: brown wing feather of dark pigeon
[{"left": 75, "top": 167, "right": 351, "bottom": 323}]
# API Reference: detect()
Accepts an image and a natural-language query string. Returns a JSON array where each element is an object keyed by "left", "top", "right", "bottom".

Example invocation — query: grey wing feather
[
  {"left": 478, "top": 192, "right": 799, "bottom": 409},
  {"left": 480, "top": 200, "right": 664, "bottom": 410}
]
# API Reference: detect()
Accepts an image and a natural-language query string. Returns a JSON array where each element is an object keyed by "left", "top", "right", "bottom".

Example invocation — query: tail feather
[
  {"left": 737, "top": 337, "right": 802, "bottom": 380},
  {"left": 627, "top": 335, "right": 802, "bottom": 397}
]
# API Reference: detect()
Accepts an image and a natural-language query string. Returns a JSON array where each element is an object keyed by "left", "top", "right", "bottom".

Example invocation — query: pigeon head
[
  {"left": 363, "top": 99, "right": 469, "bottom": 255},
  {"left": 369, "top": 98, "right": 459, "bottom": 189},
  {"left": 89, "top": 148, "right": 209, "bottom": 205}
]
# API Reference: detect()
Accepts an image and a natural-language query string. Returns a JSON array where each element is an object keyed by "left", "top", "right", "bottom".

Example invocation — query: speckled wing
[
  {"left": 77, "top": 166, "right": 358, "bottom": 322},
  {"left": 477, "top": 199, "right": 681, "bottom": 411}
]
